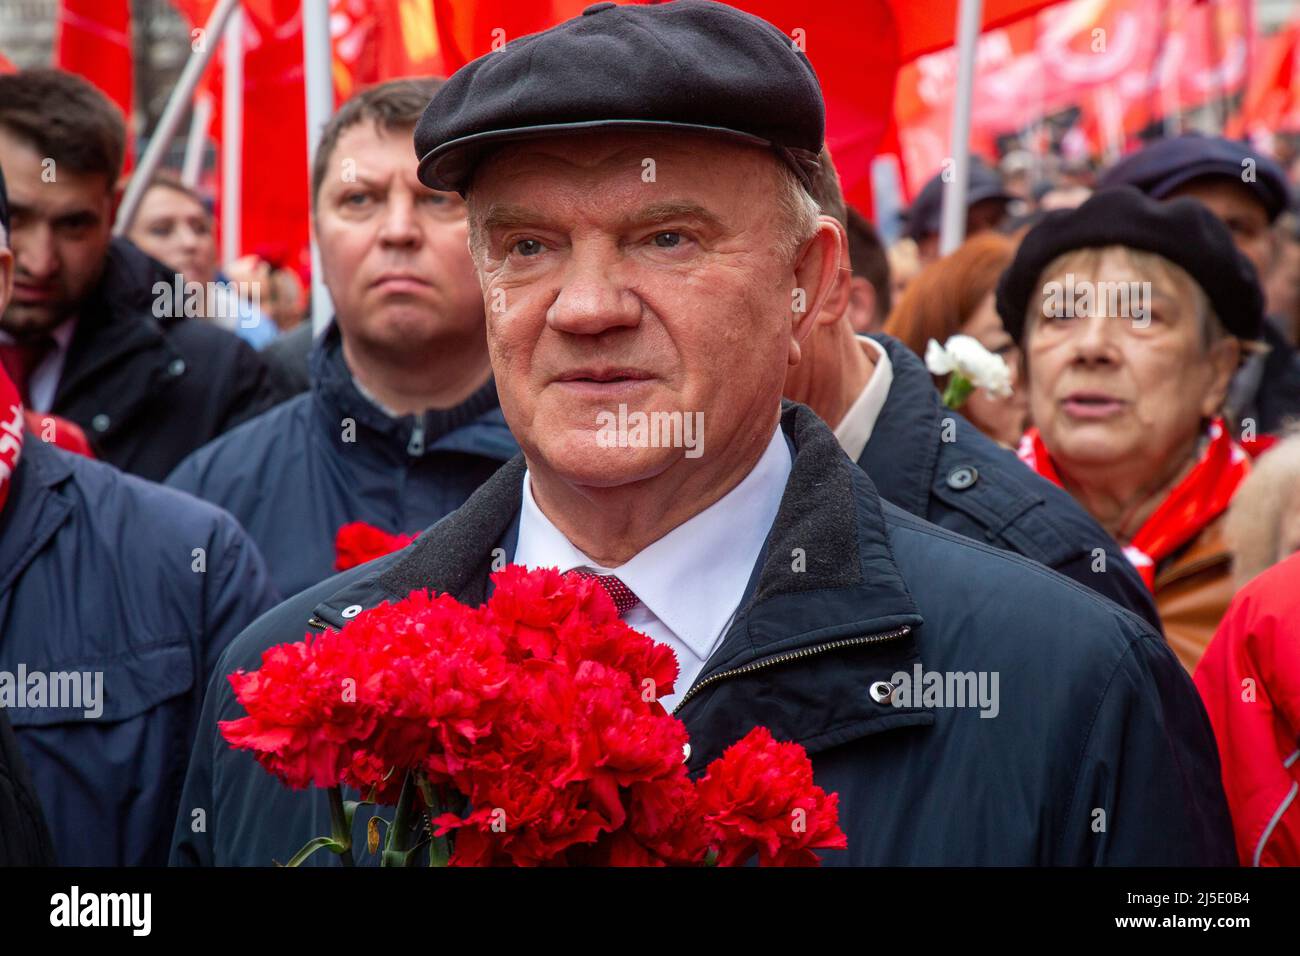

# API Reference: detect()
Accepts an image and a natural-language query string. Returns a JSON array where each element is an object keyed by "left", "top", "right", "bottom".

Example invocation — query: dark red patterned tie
[
  {"left": 570, "top": 568, "right": 640, "bottom": 616},
  {"left": 0, "top": 336, "right": 55, "bottom": 407}
]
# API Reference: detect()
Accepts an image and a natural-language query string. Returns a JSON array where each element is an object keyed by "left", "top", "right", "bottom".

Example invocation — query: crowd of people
[{"left": 0, "top": 0, "right": 1297, "bottom": 868}]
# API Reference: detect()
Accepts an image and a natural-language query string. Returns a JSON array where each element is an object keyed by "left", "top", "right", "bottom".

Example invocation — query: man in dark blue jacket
[
  {"left": 785, "top": 152, "right": 1162, "bottom": 633},
  {"left": 0, "top": 166, "right": 279, "bottom": 865},
  {"left": 171, "top": 3, "right": 1232, "bottom": 867},
  {"left": 166, "top": 78, "right": 516, "bottom": 600}
]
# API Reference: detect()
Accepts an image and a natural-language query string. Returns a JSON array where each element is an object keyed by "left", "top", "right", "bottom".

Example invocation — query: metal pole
[
  {"left": 303, "top": 0, "right": 335, "bottom": 334},
  {"left": 180, "top": 92, "right": 212, "bottom": 187},
  {"left": 113, "top": 0, "right": 241, "bottom": 235},
  {"left": 939, "top": 0, "right": 984, "bottom": 256},
  {"left": 221, "top": 5, "right": 243, "bottom": 267}
]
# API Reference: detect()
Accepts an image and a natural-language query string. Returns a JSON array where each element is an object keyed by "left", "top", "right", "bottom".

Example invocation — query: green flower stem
[
  {"left": 416, "top": 774, "right": 451, "bottom": 867},
  {"left": 381, "top": 771, "right": 418, "bottom": 866},
  {"left": 327, "top": 786, "right": 355, "bottom": 867},
  {"left": 941, "top": 374, "right": 975, "bottom": 410}
]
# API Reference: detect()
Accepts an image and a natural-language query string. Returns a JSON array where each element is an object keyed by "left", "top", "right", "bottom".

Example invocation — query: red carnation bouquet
[{"left": 220, "top": 565, "right": 846, "bottom": 866}]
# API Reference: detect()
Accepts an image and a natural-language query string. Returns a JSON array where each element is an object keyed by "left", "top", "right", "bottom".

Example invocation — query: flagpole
[
  {"left": 112, "top": 0, "right": 241, "bottom": 235},
  {"left": 303, "top": 0, "right": 335, "bottom": 334},
  {"left": 181, "top": 91, "right": 212, "bottom": 187},
  {"left": 939, "top": 0, "right": 984, "bottom": 256},
  {"left": 221, "top": 4, "right": 243, "bottom": 268}
]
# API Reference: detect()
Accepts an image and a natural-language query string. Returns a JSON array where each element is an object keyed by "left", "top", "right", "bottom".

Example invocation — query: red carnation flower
[
  {"left": 695, "top": 726, "right": 847, "bottom": 866},
  {"left": 334, "top": 521, "right": 418, "bottom": 571}
]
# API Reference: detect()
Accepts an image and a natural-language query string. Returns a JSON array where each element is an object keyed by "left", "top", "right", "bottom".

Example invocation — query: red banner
[
  {"left": 56, "top": 0, "right": 135, "bottom": 169},
  {"left": 895, "top": 0, "right": 1255, "bottom": 193}
]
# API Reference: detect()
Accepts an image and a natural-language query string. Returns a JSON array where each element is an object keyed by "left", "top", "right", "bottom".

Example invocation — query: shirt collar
[
  {"left": 0, "top": 317, "right": 77, "bottom": 352},
  {"left": 513, "top": 422, "right": 792, "bottom": 661},
  {"left": 833, "top": 334, "right": 893, "bottom": 461}
]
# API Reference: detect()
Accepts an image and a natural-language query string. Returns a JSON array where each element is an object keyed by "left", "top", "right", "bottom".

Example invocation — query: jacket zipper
[
  {"left": 671, "top": 625, "right": 912, "bottom": 715},
  {"left": 306, "top": 617, "right": 911, "bottom": 716}
]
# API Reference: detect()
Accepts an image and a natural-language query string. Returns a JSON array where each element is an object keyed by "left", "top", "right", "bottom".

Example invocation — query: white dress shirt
[
  {"left": 832, "top": 335, "right": 893, "bottom": 462},
  {"left": 0, "top": 318, "right": 77, "bottom": 413},
  {"left": 513, "top": 423, "right": 792, "bottom": 711}
]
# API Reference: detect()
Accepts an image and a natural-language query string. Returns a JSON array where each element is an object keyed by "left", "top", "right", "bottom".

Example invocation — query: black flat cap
[
  {"left": 1098, "top": 133, "right": 1292, "bottom": 222},
  {"left": 995, "top": 186, "right": 1263, "bottom": 343},
  {"left": 904, "top": 157, "right": 1012, "bottom": 240},
  {"left": 414, "top": 0, "right": 824, "bottom": 195}
]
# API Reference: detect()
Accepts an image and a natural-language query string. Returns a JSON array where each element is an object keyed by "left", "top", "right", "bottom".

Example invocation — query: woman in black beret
[{"left": 997, "top": 187, "right": 1259, "bottom": 672}]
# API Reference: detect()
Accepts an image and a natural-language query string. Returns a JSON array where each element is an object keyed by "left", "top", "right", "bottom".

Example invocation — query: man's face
[
  {"left": 1167, "top": 177, "right": 1273, "bottom": 279},
  {"left": 1026, "top": 248, "right": 1237, "bottom": 474},
  {"left": 314, "top": 123, "right": 482, "bottom": 359},
  {"left": 0, "top": 127, "right": 114, "bottom": 336},
  {"left": 471, "top": 131, "right": 830, "bottom": 490},
  {"left": 127, "top": 185, "right": 217, "bottom": 287}
]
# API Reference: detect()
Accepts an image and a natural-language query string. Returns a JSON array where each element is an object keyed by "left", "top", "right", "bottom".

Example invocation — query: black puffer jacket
[{"left": 51, "top": 239, "right": 277, "bottom": 481}]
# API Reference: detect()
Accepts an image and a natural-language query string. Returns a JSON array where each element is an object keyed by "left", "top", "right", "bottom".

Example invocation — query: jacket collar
[
  {"left": 308, "top": 323, "right": 515, "bottom": 463},
  {"left": 857, "top": 334, "right": 944, "bottom": 518},
  {"left": 310, "top": 401, "right": 931, "bottom": 764},
  {"left": 0, "top": 438, "right": 75, "bottom": 596},
  {"left": 54, "top": 239, "right": 184, "bottom": 410}
]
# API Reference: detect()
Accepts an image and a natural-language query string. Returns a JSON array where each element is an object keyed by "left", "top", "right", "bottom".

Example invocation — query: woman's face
[
  {"left": 959, "top": 291, "right": 1029, "bottom": 447},
  {"left": 1025, "top": 247, "right": 1238, "bottom": 483},
  {"left": 128, "top": 185, "right": 217, "bottom": 287}
]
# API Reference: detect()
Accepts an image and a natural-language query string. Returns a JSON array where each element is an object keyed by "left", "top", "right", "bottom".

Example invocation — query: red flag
[{"left": 56, "top": 0, "right": 135, "bottom": 168}]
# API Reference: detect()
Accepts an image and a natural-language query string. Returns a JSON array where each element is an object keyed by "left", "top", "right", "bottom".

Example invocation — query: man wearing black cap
[
  {"left": 0, "top": 161, "right": 279, "bottom": 864},
  {"left": 1100, "top": 133, "right": 1300, "bottom": 436},
  {"left": 174, "top": 1, "right": 1232, "bottom": 866},
  {"left": 904, "top": 156, "right": 1013, "bottom": 264}
]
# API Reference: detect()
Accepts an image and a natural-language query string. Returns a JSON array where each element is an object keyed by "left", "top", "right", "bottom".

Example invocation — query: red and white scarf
[
  {"left": 0, "top": 362, "right": 25, "bottom": 518},
  {"left": 1017, "top": 418, "right": 1250, "bottom": 589}
]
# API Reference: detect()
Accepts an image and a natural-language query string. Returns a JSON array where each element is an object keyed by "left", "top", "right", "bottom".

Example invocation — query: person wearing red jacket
[{"left": 1195, "top": 551, "right": 1300, "bottom": 866}]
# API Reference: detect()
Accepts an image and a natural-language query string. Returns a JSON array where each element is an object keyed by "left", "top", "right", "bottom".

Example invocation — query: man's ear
[
  {"left": 788, "top": 215, "right": 843, "bottom": 367},
  {"left": 846, "top": 276, "right": 879, "bottom": 333}
]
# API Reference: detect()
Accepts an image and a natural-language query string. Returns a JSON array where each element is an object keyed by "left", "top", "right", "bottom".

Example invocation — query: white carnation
[{"left": 924, "top": 335, "right": 1013, "bottom": 398}]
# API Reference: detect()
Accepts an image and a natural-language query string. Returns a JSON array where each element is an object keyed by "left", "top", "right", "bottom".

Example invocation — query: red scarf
[
  {"left": 0, "top": 363, "right": 25, "bottom": 518},
  {"left": 1017, "top": 418, "right": 1249, "bottom": 589}
]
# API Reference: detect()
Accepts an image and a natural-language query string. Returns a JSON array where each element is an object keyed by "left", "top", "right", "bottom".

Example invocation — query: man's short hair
[
  {"left": 311, "top": 77, "right": 446, "bottom": 211},
  {"left": 0, "top": 68, "right": 125, "bottom": 184},
  {"left": 806, "top": 146, "right": 891, "bottom": 322}
]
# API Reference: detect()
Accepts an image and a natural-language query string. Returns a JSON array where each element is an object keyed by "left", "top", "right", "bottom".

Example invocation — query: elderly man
[
  {"left": 786, "top": 154, "right": 1160, "bottom": 631},
  {"left": 165, "top": 79, "right": 517, "bottom": 598},
  {"left": 172, "top": 2, "right": 1231, "bottom": 866},
  {"left": 1001, "top": 187, "right": 1256, "bottom": 670},
  {"left": 0, "top": 162, "right": 279, "bottom": 865}
]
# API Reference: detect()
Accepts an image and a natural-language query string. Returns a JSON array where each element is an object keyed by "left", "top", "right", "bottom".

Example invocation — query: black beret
[
  {"left": 0, "top": 161, "right": 8, "bottom": 238},
  {"left": 414, "top": 0, "right": 824, "bottom": 195},
  {"left": 1098, "top": 133, "right": 1292, "bottom": 222},
  {"left": 905, "top": 157, "right": 1012, "bottom": 240},
  {"left": 995, "top": 186, "right": 1263, "bottom": 343}
]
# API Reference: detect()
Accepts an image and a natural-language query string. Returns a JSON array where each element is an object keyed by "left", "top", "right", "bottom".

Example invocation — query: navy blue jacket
[
  {"left": 172, "top": 403, "right": 1233, "bottom": 866},
  {"left": 166, "top": 324, "right": 518, "bottom": 599},
  {"left": 0, "top": 437, "right": 278, "bottom": 865},
  {"left": 862, "top": 335, "right": 1161, "bottom": 632}
]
